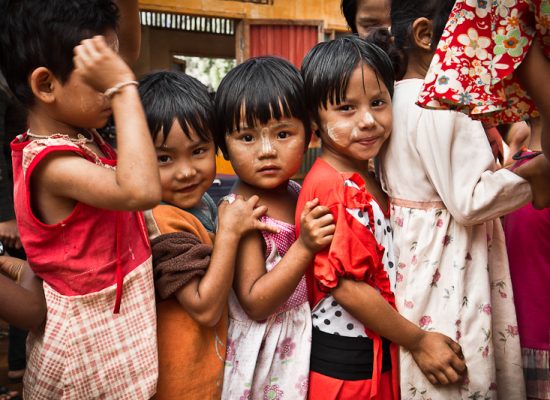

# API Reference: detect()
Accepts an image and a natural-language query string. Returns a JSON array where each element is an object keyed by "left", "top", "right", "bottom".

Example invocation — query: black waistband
[{"left": 310, "top": 328, "right": 392, "bottom": 381}]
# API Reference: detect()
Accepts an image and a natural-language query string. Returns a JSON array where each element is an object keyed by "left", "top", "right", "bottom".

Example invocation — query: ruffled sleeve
[{"left": 314, "top": 179, "right": 385, "bottom": 292}]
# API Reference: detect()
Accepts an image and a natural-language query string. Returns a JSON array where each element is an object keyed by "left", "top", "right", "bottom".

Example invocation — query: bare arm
[
  {"left": 0, "top": 256, "right": 46, "bottom": 331},
  {"left": 235, "top": 199, "right": 335, "bottom": 321},
  {"left": 38, "top": 36, "right": 161, "bottom": 212},
  {"left": 333, "top": 278, "right": 466, "bottom": 385},
  {"left": 115, "top": 0, "right": 141, "bottom": 64},
  {"left": 174, "top": 195, "right": 278, "bottom": 327}
]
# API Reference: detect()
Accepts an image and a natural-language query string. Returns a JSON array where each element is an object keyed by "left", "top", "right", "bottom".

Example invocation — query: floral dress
[
  {"left": 417, "top": 0, "right": 549, "bottom": 125},
  {"left": 381, "top": 79, "right": 531, "bottom": 399},
  {"left": 222, "top": 184, "right": 311, "bottom": 400}
]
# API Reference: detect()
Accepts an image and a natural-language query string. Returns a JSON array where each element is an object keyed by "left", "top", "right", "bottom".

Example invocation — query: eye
[
  {"left": 337, "top": 104, "right": 354, "bottom": 112},
  {"left": 371, "top": 99, "right": 386, "bottom": 108},
  {"left": 193, "top": 147, "right": 208, "bottom": 156},
  {"left": 277, "top": 131, "right": 290, "bottom": 139},
  {"left": 157, "top": 154, "right": 172, "bottom": 165},
  {"left": 241, "top": 134, "right": 254, "bottom": 142}
]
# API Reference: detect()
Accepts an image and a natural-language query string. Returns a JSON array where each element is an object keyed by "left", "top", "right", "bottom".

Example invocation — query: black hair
[
  {"left": 363, "top": 0, "right": 454, "bottom": 80},
  {"left": 138, "top": 71, "right": 215, "bottom": 146},
  {"left": 341, "top": 0, "right": 359, "bottom": 33},
  {"left": 301, "top": 35, "right": 395, "bottom": 129},
  {"left": 214, "top": 56, "right": 311, "bottom": 157},
  {"left": 0, "top": 0, "right": 119, "bottom": 107}
]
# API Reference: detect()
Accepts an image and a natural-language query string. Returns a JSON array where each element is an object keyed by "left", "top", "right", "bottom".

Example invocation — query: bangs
[
  {"left": 215, "top": 56, "right": 311, "bottom": 156},
  {"left": 138, "top": 71, "right": 215, "bottom": 145}
]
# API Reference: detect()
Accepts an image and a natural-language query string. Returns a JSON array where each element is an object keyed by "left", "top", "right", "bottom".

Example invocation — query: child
[
  {"left": 502, "top": 119, "right": 550, "bottom": 400},
  {"left": 0, "top": 0, "right": 162, "bottom": 398},
  {"left": 298, "top": 34, "right": 466, "bottom": 400},
  {"left": 416, "top": 0, "right": 550, "bottom": 181},
  {"left": 138, "top": 70, "right": 278, "bottom": 399},
  {"left": 377, "top": 0, "right": 547, "bottom": 397},
  {"left": 214, "top": 56, "right": 336, "bottom": 399},
  {"left": 341, "top": 0, "right": 391, "bottom": 38}
]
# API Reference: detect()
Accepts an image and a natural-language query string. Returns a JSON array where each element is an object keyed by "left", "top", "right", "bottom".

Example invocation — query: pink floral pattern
[
  {"left": 222, "top": 205, "right": 311, "bottom": 400},
  {"left": 417, "top": 0, "right": 550, "bottom": 126},
  {"left": 276, "top": 337, "right": 296, "bottom": 360}
]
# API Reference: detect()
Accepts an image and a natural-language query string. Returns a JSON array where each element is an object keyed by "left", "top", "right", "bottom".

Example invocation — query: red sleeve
[{"left": 314, "top": 203, "right": 384, "bottom": 291}]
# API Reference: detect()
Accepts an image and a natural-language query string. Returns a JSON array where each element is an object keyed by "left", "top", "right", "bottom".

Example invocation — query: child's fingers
[
  {"left": 246, "top": 194, "right": 260, "bottom": 207},
  {"left": 450, "top": 354, "right": 467, "bottom": 375},
  {"left": 256, "top": 221, "right": 279, "bottom": 234},
  {"left": 251, "top": 205, "right": 269, "bottom": 219},
  {"left": 449, "top": 340, "right": 464, "bottom": 360},
  {"left": 425, "top": 373, "right": 438, "bottom": 386},
  {"left": 301, "top": 198, "right": 320, "bottom": 216},
  {"left": 305, "top": 204, "right": 331, "bottom": 220}
]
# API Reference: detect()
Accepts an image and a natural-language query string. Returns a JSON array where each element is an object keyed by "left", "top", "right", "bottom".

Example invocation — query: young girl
[
  {"left": 298, "top": 34, "right": 466, "bottom": 400},
  {"left": 138, "top": 70, "right": 278, "bottom": 399},
  {"left": 416, "top": 0, "right": 550, "bottom": 163},
  {"left": 0, "top": 1, "right": 161, "bottom": 398},
  {"left": 214, "top": 56, "right": 336, "bottom": 399},
  {"left": 377, "top": 0, "right": 546, "bottom": 397}
]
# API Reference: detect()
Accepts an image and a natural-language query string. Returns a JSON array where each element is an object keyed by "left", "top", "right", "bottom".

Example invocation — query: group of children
[{"left": 0, "top": 0, "right": 549, "bottom": 399}]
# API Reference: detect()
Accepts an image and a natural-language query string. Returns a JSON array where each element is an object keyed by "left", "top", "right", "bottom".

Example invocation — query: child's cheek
[{"left": 325, "top": 120, "right": 356, "bottom": 146}]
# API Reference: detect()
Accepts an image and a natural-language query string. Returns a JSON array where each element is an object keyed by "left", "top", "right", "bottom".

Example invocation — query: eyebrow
[{"left": 238, "top": 121, "right": 299, "bottom": 131}]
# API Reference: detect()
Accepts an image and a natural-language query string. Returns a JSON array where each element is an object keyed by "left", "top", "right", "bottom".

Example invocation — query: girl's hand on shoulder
[
  {"left": 409, "top": 331, "right": 467, "bottom": 386},
  {"left": 218, "top": 195, "right": 279, "bottom": 237},
  {"left": 298, "top": 198, "right": 335, "bottom": 253},
  {"left": 73, "top": 35, "right": 135, "bottom": 93}
]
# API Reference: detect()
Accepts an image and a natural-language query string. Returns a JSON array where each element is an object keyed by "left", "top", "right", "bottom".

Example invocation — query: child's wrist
[{"left": 104, "top": 79, "right": 138, "bottom": 99}]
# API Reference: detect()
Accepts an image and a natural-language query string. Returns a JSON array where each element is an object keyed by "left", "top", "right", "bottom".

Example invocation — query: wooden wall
[{"left": 138, "top": 0, "right": 349, "bottom": 32}]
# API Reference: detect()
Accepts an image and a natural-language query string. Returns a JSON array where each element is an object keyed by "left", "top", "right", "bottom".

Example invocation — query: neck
[
  {"left": 233, "top": 178, "right": 290, "bottom": 199},
  {"left": 402, "top": 50, "right": 432, "bottom": 80},
  {"left": 28, "top": 107, "right": 82, "bottom": 139},
  {"left": 320, "top": 148, "right": 371, "bottom": 179}
]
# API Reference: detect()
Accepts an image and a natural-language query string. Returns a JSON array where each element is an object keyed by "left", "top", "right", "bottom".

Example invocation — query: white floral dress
[
  {"left": 380, "top": 79, "right": 531, "bottom": 399},
  {"left": 222, "top": 208, "right": 311, "bottom": 400}
]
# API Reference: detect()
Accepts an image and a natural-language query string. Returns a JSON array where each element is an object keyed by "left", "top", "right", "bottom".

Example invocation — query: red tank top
[{"left": 11, "top": 132, "right": 151, "bottom": 311}]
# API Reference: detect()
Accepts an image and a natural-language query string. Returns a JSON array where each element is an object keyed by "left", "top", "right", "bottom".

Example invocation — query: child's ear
[
  {"left": 411, "top": 17, "right": 434, "bottom": 52},
  {"left": 29, "top": 67, "right": 57, "bottom": 104},
  {"left": 311, "top": 120, "right": 322, "bottom": 138}
]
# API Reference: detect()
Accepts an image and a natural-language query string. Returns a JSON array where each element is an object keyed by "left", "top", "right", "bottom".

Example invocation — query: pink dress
[
  {"left": 222, "top": 183, "right": 311, "bottom": 400},
  {"left": 11, "top": 133, "right": 158, "bottom": 399},
  {"left": 417, "top": 0, "right": 549, "bottom": 125},
  {"left": 503, "top": 151, "right": 550, "bottom": 399}
]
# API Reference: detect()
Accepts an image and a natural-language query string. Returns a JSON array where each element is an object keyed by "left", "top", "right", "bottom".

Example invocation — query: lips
[
  {"left": 258, "top": 164, "right": 280, "bottom": 174},
  {"left": 356, "top": 136, "right": 380, "bottom": 146},
  {"left": 174, "top": 183, "right": 199, "bottom": 193}
]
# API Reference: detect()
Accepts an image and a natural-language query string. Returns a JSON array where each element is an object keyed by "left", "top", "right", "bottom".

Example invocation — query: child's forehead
[{"left": 235, "top": 116, "right": 304, "bottom": 131}]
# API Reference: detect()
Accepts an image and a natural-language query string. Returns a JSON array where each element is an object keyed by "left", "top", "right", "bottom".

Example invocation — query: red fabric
[
  {"left": 295, "top": 158, "right": 399, "bottom": 399},
  {"left": 249, "top": 24, "right": 318, "bottom": 68},
  {"left": 11, "top": 133, "right": 151, "bottom": 300},
  {"left": 417, "top": 0, "right": 548, "bottom": 125},
  {"left": 308, "top": 370, "right": 396, "bottom": 400}
]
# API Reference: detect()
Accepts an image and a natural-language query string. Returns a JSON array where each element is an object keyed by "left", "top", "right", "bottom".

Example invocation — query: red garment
[
  {"left": 308, "top": 371, "right": 395, "bottom": 400},
  {"left": 11, "top": 133, "right": 150, "bottom": 301},
  {"left": 417, "top": 0, "right": 548, "bottom": 125},
  {"left": 295, "top": 158, "right": 399, "bottom": 400}
]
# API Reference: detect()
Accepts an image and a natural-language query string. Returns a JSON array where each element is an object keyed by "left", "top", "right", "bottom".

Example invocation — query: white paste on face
[
  {"left": 326, "top": 120, "right": 356, "bottom": 146},
  {"left": 361, "top": 111, "right": 375, "bottom": 126},
  {"left": 259, "top": 127, "right": 274, "bottom": 155}
]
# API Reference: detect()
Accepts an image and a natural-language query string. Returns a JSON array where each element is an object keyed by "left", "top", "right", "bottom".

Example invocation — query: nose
[
  {"left": 175, "top": 163, "right": 197, "bottom": 180},
  {"left": 257, "top": 135, "right": 277, "bottom": 159},
  {"left": 358, "top": 110, "right": 376, "bottom": 129}
]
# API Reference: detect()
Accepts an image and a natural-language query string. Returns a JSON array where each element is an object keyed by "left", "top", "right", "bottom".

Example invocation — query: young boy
[
  {"left": 138, "top": 71, "right": 279, "bottom": 399},
  {"left": 0, "top": 0, "right": 162, "bottom": 398}
]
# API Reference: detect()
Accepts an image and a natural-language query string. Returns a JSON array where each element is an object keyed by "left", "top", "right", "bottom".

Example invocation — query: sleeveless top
[{"left": 11, "top": 132, "right": 158, "bottom": 399}]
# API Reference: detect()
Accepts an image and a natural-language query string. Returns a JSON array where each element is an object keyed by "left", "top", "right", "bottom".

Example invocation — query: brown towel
[{"left": 151, "top": 231, "right": 212, "bottom": 300}]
